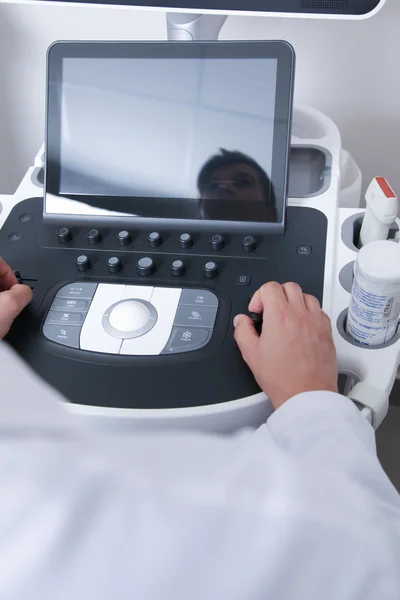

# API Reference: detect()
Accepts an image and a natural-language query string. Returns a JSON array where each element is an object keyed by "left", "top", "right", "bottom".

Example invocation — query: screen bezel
[
  {"left": 45, "top": 40, "right": 295, "bottom": 232},
  {"left": 34, "top": 0, "right": 384, "bottom": 17}
]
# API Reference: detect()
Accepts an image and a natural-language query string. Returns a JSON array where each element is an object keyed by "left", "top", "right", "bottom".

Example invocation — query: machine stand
[{"left": 166, "top": 13, "right": 227, "bottom": 40}]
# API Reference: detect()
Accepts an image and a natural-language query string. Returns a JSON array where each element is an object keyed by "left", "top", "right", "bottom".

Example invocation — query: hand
[
  {"left": 234, "top": 282, "right": 338, "bottom": 410},
  {"left": 0, "top": 258, "right": 33, "bottom": 339}
]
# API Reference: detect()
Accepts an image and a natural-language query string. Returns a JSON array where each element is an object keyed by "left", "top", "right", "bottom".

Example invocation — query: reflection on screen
[{"left": 57, "top": 56, "right": 279, "bottom": 222}]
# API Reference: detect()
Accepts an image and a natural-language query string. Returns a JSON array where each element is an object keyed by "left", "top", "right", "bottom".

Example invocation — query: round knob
[
  {"left": 109, "top": 301, "right": 150, "bottom": 333},
  {"left": 179, "top": 233, "right": 193, "bottom": 249},
  {"left": 117, "top": 230, "right": 132, "bottom": 247},
  {"left": 137, "top": 257, "right": 155, "bottom": 277},
  {"left": 210, "top": 234, "right": 225, "bottom": 251},
  {"left": 204, "top": 261, "right": 219, "bottom": 279},
  {"left": 57, "top": 227, "right": 72, "bottom": 244},
  {"left": 148, "top": 232, "right": 162, "bottom": 248},
  {"left": 171, "top": 259, "right": 186, "bottom": 277},
  {"left": 107, "top": 256, "right": 122, "bottom": 273},
  {"left": 87, "top": 228, "right": 102, "bottom": 245},
  {"left": 76, "top": 255, "right": 91, "bottom": 272},
  {"left": 242, "top": 235, "right": 257, "bottom": 253}
]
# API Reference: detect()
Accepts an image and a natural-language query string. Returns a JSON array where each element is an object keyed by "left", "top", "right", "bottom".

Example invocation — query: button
[
  {"left": 174, "top": 305, "right": 217, "bottom": 328},
  {"left": 179, "top": 233, "right": 193, "bottom": 249},
  {"left": 137, "top": 257, "right": 155, "bottom": 277},
  {"left": 13, "top": 270, "right": 22, "bottom": 284},
  {"left": 162, "top": 327, "right": 211, "bottom": 354},
  {"left": 120, "top": 287, "right": 181, "bottom": 356},
  {"left": 117, "top": 230, "right": 132, "bottom": 247},
  {"left": 107, "top": 256, "right": 122, "bottom": 273},
  {"left": 180, "top": 289, "right": 218, "bottom": 307},
  {"left": 122, "top": 285, "right": 154, "bottom": 301},
  {"left": 236, "top": 274, "right": 251, "bottom": 286},
  {"left": 46, "top": 310, "right": 84, "bottom": 325},
  {"left": 242, "top": 236, "right": 257, "bottom": 252},
  {"left": 57, "top": 227, "right": 72, "bottom": 244},
  {"left": 204, "top": 261, "right": 218, "bottom": 279},
  {"left": 57, "top": 282, "right": 97, "bottom": 300},
  {"left": 297, "top": 245, "right": 312, "bottom": 256},
  {"left": 148, "top": 232, "right": 162, "bottom": 248},
  {"left": 52, "top": 298, "right": 89, "bottom": 312},
  {"left": 86, "top": 229, "right": 102, "bottom": 245},
  {"left": 76, "top": 255, "right": 91, "bottom": 272},
  {"left": 210, "top": 234, "right": 225, "bottom": 251},
  {"left": 250, "top": 312, "right": 263, "bottom": 333},
  {"left": 43, "top": 324, "right": 81, "bottom": 349},
  {"left": 109, "top": 301, "right": 150, "bottom": 333},
  {"left": 9, "top": 232, "right": 22, "bottom": 242},
  {"left": 19, "top": 214, "right": 32, "bottom": 223},
  {"left": 171, "top": 260, "right": 186, "bottom": 277},
  {"left": 80, "top": 283, "right": 125, "bottom": 354}
]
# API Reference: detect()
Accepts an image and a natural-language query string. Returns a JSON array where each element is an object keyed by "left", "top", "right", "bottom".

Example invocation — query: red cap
[{"left": 375, "top": 177, "right": 396, "bottom": 199}]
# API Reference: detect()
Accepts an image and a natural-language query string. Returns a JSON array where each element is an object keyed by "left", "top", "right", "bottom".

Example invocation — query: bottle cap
[{"left": 357, "top": 240, "right": 400, "bottom": 283}]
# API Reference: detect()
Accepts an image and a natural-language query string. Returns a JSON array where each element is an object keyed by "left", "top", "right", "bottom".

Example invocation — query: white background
[{"left": 0, "top": 0, "right": 399, "bottom": 197}]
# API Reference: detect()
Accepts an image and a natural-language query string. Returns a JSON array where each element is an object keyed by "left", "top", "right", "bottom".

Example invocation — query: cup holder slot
[
  {"left": 337, "top": 309, "right": 400, "bottom": 350},
  {"left": 339, "top": 262, "right": 355, "bottom": 294},
  {"left": 341, "top": 213, "right": 399, "bottom": 252},
  {"left": 31, "top": 167, "right": 44, "bottom": 188}
]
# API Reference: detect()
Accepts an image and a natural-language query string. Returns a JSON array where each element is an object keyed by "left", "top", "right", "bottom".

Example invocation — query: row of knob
[
  {"left": 75, "top": 255, "right": 219, "bottom": 278},
  {"left": 57, "top": 228, "right": 258, "bottom": 252}
]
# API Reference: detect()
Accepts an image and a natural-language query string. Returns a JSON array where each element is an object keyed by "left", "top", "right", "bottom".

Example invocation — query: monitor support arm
[{"left": 166, "top": 13, "right": 227, "bottom": 40}]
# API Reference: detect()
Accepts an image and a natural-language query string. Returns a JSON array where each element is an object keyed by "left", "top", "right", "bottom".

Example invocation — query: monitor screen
[
  {"left": 30, "top": 0, "right": 385, "bottom": 17},
  {"left": 45, "top": 41, "right": 294, "bottom": 228}
]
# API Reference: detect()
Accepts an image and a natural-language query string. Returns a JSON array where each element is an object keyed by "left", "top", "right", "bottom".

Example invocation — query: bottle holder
[
  {"left": 339, "top": 261, "right": 355, "bottom": 294},
  {"left": 341, "top": 213, "right": 399, "bottom": 252},
  {"left": 337, "top": 309, "right": 400, "bottom": 350}
]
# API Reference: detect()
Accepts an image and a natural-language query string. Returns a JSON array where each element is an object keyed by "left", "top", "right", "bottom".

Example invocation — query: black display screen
[{"left": 45, "top": 41, "right": 294, "bottom": 228}]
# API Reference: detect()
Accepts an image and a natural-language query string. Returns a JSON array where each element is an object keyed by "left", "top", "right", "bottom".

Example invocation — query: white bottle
[{"left": 346, "top": 240, "right": 400, "bottom": 346}]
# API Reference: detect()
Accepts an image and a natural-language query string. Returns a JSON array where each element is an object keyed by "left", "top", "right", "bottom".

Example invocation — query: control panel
[
  {"left": 43, "top": 282, "right": 218, "bottom": 356},
  {"left": 0, "top": 197, "right": 327, "bottom": 411}
]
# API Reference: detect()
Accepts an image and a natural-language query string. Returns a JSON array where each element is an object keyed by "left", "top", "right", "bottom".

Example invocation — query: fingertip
[
  {"left": 10, "top": 283, "right": 33, "bottom": 308},
  {"left": 233, "top": 314, "right": 245, "bottom": 328}
]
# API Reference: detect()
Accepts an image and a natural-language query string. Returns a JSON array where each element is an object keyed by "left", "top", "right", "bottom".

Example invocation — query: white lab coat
[{"left": 0, "top": 340, "right": 399, "bottom": 600}]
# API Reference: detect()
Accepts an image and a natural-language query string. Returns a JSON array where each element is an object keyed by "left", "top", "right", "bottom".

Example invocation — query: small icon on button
[
  {"left": 9, "top": 232, "right": 22, "bottom": 242},
  {"left": 182, "top": 331, "right": 192, "bottom": 340},
  {"left": 236, "top": 274, "right": 251, "bottom": 286},
  {"left": 191, "top": 311, "right": 201, "bottom": 318},
  {"left": 61, "top": 330, "right": 67, "bottom": 336},
  {"left": 297, "top": 245, "right": 312, "bottom": 256},
  {"left": 63, "top": 313, "right": 69, "bottom": 319},
  {"left": 197, "top": 296, "right": 204, "bottom": 301}
]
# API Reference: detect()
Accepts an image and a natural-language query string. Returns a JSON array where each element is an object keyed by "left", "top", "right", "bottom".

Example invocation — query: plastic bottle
[{"left": 346, "top": 240, "right": 400, "bottom": 346}]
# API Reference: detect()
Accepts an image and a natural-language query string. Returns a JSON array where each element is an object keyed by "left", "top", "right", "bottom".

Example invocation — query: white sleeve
[
  {"left": 267, "top": 391, "right": 400, "bottom": 506},
  {"left": 1, "top": 341, "right": 400, "bottom": 600}
]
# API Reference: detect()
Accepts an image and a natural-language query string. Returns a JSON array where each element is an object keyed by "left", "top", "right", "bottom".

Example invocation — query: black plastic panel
[{"left": 0, "top": 197, "right": 327, "bottom": 410}]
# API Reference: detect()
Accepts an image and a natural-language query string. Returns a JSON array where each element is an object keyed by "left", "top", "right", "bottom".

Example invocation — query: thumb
[
  {"left": 233, "top": 314, "right": 260, "bottom": 371},
  {"left": 0, "top": 284, "right": 33, "bottom": 339}
]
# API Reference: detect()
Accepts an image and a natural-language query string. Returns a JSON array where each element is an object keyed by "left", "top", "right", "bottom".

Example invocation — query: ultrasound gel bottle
[{"left": 346, "top": 240, "right": 400, "bottom": 346}]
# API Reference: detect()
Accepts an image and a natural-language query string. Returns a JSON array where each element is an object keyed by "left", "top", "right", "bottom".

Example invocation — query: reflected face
[{"left": 200, "top": 163, "right": 266, "bottom": 202}]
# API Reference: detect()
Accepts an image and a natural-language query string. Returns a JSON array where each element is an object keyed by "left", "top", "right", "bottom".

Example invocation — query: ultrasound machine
[{"left": 0, "top": 0, "right": 396, "bottom": 433}]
